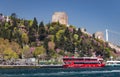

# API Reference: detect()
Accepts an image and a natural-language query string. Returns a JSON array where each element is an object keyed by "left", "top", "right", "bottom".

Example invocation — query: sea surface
[{"left": 0, "top": 66, "right": 120, "bottom": 77}]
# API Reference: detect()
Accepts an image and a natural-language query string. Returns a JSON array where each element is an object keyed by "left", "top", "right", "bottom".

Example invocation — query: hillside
[{"left": 0, "top": 13, "right": 117, "bottom": 62}]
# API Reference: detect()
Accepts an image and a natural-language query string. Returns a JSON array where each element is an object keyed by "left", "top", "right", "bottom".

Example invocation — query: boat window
[
  {"left": 107, "top": 62, "right": 113, "bottom": 64},
  {"left": 63, "top": 58, "right": 98, "bottom": 61},
  {"left": 74, "top": 61, "right": 100, "bottom": 64},
  {"left": 63, "top": 58, "right": 84, "bottom": 61},
  {"left": 84, "top": 59, "right": 90, "bottom": 60},
  {"left": 83, "top": 58, "right": 97, "bottom": 60},
  {"left": 74, "top": 58, "right": 84, "bottom": 60},
  {"left": 64, "top": 62, "right": 72, "bottom": 64}
]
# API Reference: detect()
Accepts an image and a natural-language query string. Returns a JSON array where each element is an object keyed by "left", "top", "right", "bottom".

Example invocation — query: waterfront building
[
  {"left": 0, "top": 14, "right": 10, "bottom": 22},
  {"left": 0, "top": 14, "right": 5, "bottom": 22}
]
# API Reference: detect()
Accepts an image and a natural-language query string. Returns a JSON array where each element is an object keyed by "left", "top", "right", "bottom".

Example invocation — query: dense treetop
[{"left": 0, "top": 13, "right": 117, "bottom": 61}]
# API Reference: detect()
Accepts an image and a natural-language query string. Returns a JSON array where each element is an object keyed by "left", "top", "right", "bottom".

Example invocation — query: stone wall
[{"left": 52, "top": 12, "right": 68, "bottom": 25}]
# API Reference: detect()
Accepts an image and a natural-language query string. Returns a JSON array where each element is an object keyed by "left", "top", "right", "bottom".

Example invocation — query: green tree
[
  {"left": 33, "top": 46, "right": 46, "bottom": 58},
  {"left": 73, "top": 34, "right": 79, "bottom": 41},
  {"left": 11, "top": 13, "right": 17, "bottom": 19},
  {"left": 32, "top": 17, "right": 38, "bottom": 32},
  {"left": 64, "top": 27, "right": 71, "bottom": 39},
  {"left": 77, "top": 28, "right": 82, "bottom": 35},
  {"left": 21, "top": 33, "right": 29, "bottom": 45},
  {"left": 56, "top": 30, "right": 64, "bottom": 41},
  {"left": 38, "top": 21, "right": 46, "bottom": 41},
  {"left": 44, "top": 38, "right": 50, "bottom": 54},
  {"left": 49, "top": 26, "right": 55, "bottom": 35},
  {"left": 28, "top": 17, "right": 38, "bottom": 44},
  {"left": 0, "top": 38, "right": 21, "bottom": 59},
  {"left": 22, "top": 45, "right": 33, "bottom": 58},
  {"left": 4, "top": 48, "right": 19, "bottom": 60}
]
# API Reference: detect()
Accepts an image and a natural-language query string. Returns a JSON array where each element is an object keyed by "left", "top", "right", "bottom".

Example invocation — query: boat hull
[
  {"left": 63, "top": 64, "right": 105, "bottom": 68},
  {"left": 106, "top": 64, "right": 120, "bottom": 67},
  {"left": 106, "top": 61, "right": 120, "bottom": 67}
]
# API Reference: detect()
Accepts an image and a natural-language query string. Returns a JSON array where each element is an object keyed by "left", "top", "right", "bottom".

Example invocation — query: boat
[
  {"left": 63, "top": 56, "right": 105, "bottom": 68},
  {"left": 106, "top": 60, "right": 120, "bottom": 66}
]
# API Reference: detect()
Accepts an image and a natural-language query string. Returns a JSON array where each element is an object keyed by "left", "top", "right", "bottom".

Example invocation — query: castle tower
[
  {"left": 52, "top": 12, "right": 68, "bottom": 25},
  {"left": 94, "top": 32, "right": 104, "bottom": 40}
]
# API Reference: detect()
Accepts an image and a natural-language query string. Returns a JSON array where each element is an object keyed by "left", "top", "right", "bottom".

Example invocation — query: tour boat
[
  {"left": 63, "top": 57, "right": 105, "bottom": 68},
  {"left": 106, "top": 60, "right": 120, "bottom": 66}
]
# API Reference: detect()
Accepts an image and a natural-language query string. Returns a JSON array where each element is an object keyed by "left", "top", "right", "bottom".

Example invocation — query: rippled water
[{"left": 0, "top": 67, "right": 120, "bottom": 77}]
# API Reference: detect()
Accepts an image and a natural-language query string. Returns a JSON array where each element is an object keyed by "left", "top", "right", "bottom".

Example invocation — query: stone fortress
[
  {"left": 51, "top": 12, "right": 120, "bottom": 53},
  {"left": 94, "top": 32, "right": 104, "bottom": 40},
  {"left": 51, "top": 12, "right": 104, "bottom": 40},
  {"left": 52, "top": 12, "right": 68, "bottom": 25}
]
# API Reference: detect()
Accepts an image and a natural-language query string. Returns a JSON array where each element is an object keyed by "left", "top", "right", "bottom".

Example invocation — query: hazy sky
[{"left": 0, "top": 0, "right": 120, "bottom": 35}]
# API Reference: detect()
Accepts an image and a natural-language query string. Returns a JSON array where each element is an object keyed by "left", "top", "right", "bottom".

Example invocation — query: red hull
[{"left": 63, "top": 64, "right": 105, "bottom": 68}]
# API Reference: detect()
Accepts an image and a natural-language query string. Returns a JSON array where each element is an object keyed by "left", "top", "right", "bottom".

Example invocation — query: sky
[{"left": 0, "top": 0, "right": 120, "bottom": 36}]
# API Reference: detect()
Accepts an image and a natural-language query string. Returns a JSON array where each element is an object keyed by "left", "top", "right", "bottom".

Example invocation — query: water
[{"left": 0, "top": 67, "right": 120, "bottom": 77}]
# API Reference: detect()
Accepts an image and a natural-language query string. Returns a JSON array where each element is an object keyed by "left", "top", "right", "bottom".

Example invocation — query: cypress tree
[
  {"left": 38, "top": 21, "right": 46, "bottom": 41},
  {"left": 32, "top": 17, "right": 38, "bottom": 32}
]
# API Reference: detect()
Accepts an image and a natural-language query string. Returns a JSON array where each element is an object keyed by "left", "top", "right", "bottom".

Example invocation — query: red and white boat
[{"left": 63, "top": 56, "right": 105, "bottom": 68}]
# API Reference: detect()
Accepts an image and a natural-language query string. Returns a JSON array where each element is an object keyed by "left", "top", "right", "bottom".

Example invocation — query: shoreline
[{"left": 0, "top": 64, "right": 63, "bottom": 68}]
